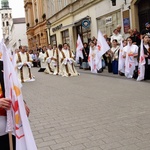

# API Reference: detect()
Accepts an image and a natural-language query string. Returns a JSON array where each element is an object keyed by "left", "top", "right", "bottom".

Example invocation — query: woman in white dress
[{"left": 123, "top": 37, "right": 138, "bottom": 78}]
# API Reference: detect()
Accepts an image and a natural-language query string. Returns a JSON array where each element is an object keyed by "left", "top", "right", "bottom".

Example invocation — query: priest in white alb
[
  {"left": 16, "top": 46, "right": 35, "bottom": 83},
  {"left": 60, "top": 43, "right": 79, "bottom": 77},
  {"left": 44, "top": 44, "right": 56, "bottom": 74}
]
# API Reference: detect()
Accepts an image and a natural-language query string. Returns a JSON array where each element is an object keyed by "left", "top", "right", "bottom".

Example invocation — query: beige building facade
[
  {"left": 47, "top": 0, "right": 131, "bottom": 51},
  {"left": 47, "top": 0, "right": 101, "bottom": 51},
  {"left": 24, "top": 0, "right": 48, "bottom": 50},
  {"left": 24, "top": 0, "right": 150, "bottom": 50}
]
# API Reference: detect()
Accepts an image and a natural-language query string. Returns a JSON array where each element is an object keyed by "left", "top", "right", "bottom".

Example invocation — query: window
[
  {"left": 50, "top": 34, "right": 57, "bottom": 46},
  {"left": 5, "top": 13, "right": 8, "bottom": 18},
  {"left": 62, "top": 29, "right": 69, "bottom": 44},
  {"left": 34, "top": 3, "right": 37, "bottom": 20},
  {"left": 58, "top": 0, "right": 62, "bottom": 11},
  {"left": 9, "top": 13, "right": 11, "bottom": 18},
  {"left": 64, "top": 0, "right": 68, "bottom": 7},
  {"left": 76, "top": 24, "right": 91, "bottom": 43},
  {"left": 97, "top": 11, "right": 121, "bottom": 36},
  {"left": 6, "top": 21, "right": 9, "bottom": 26},
  {"left": 50, "top": 0, "right": 55, "bottom": 15},
  {"left": 3, "top": 22, "right": 5, "bottom": 27},
  {"left": 2, "top": 14, "right": 3, "bottom": 18}
]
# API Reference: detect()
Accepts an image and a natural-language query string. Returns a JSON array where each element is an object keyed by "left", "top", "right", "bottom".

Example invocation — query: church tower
[
  {"left": 0, "top": 0, "right": 12, "bottom": 41},
  {"left": 1, "top": 0, "right": 9, "bottom": 9}
]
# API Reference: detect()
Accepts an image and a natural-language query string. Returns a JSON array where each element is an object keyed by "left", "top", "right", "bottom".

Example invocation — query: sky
[
  {"left": 0, "top": 0, "right": 25, "bottom": 37},
  {"left": 9, "top": 0, "right": 25, "bottom": 18}
]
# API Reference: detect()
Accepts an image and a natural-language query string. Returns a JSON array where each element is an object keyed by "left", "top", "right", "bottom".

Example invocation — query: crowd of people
[
  {"left": 12, "top": 22, "right": 150, "bottom": 82},
  {"left": 79, "top": 22, "right": 150, "bottom": 81}
]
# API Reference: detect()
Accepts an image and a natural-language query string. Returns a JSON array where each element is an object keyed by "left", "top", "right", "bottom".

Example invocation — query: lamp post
[
  {"left": 46, "top": 21, "right": 51, "bottom": 44},
  {"left": 18, "top": 39, "right": 21, "bottom": 46}
]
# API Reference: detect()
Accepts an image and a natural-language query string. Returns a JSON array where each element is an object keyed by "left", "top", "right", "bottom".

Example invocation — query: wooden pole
[{"left": 9, "top": 132, "right": 13, "bottom": 150}]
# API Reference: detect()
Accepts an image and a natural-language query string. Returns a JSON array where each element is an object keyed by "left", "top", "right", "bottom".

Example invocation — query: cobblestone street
[{"left": 22, "top": 68, "right": 150, "bottom": 150}]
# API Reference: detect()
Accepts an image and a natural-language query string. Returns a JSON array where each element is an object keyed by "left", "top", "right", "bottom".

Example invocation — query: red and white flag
[
  {"left": 2, "top": 42, "right": 37, "bottom": 150},
  {"left": 118, "top": 41, "right": 125, "bottom": 73},
  {"left": 97, "top": 30, "right": 110, "bottom": 58},
  {"left": 137, "top": 40, "right": 145, "bottom": 81},
  {"left": 76, "top": 34, "right": 84, "bottom": 62}
]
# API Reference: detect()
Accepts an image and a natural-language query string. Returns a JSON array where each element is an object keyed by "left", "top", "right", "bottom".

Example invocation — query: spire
[{"left": 1, "top": 0, "right": 9, "bottom": 9}]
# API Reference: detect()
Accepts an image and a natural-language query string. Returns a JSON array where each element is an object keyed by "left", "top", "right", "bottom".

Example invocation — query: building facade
[
  {"left": 0, "top": 0, "right": 12, "bottom": 43},
  {"left": 24, "top": 0, "right": 48, "bottom": 50},
  {"left": 9, "top": 18, "right": 28, "bottom": 51},
  {"left": 46, "top": 0, "right": 131, "bottom": 51},
  {"left": 24, "top": 0, "right": 149, "bottom": 51}
]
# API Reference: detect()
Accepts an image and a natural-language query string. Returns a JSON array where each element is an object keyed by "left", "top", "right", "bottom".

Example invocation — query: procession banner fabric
[
  {"left": 76, "top": 34, "right": 84, "bottom": 62},
  {"left": 137, "top": 40, "right": 145, "bottom": 81},
  {"left": 118, "top": 41, "right": 125, "bottom": 73},
  {"left": 2, "top": 42, "right": 37, "bottom": 150},
  {"left": 125, "top": 43, "right": 132, "bottom": 78},
  {"left": 97, "top": 30, "right": 110, "bottom": 58},
  {"left": 88, "top": 47, "right": 98, "bottom": 73}
]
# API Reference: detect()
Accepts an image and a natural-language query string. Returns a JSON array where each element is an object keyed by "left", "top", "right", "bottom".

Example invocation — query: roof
[{"left": 13, "top": 18, "right": 25, "bottom": 24}]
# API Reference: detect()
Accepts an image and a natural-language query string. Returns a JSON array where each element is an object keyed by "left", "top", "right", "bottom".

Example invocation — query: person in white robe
[
  {"left": 16, "top": 46, "right": 35, "bottom": 83},
  {"left": 123, "top": 37, "right": 138, "bottom": 78},
  {"left": 59, "top": 43, "right": 79, "bottom": 77},
  {"left": 111, "top": 29, "right": 123, "bottom": 44},
  {"left": 38, "top": 46, "right": 47, "bottom": 72},
  {"left": 44, "top": 44, "right": 55, "bottom": 74},
  {"left": 88, "top": 41, "right": 102, "bottom": 73},
  {"left": 53, "top": 44, "right": 63, "bottom": 75},
  {"left": 118, "top": 40, "right": 127, "bottom": 75}
]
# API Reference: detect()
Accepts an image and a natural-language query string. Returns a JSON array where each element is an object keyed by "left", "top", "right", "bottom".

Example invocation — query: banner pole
[{"left": 9, "top": 132, "right": 13, "bottom": 150}]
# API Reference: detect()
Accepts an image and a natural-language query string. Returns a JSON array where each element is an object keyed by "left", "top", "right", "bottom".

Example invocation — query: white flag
[
  {"left": 137, "top": 40, "right": 145, "bottom": 81},
  {"left": 97, "top": 30, "right": 110, "bottom": 58},
  {"left": 118, "top": 41, "right": 125, "bottom": 73},
  {"left": 88, "top": 46, "right": 98, "bottom": 73},
  {"left": 76, "top": 34, "right": 84, "bottom": 62},
  {"left": 2, "top": 42, "right": 37, "bottom": 150}
]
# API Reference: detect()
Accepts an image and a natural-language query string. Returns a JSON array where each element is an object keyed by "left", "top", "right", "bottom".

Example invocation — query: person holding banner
[
  {"left": 124, "top": 37, "right": 138, "bottom": 78},
  {"left": 111, "top": 39, "right": 120, "bottom": 74},
  {"left": 88, "top": 40, "right": 99, "bottom": 73},
  {"left": 82, "top": 43, "right": 89, "bottom": 70},
  {"left": 0, "top": 60, "right": 30, "bottom": 150},
  {"left": 0, "top": 59, "right": 15, "bottom": 150},
  {"left": 0, "top": 41, "right": 37, "bottom": 150},
  {"left": 139, "top": 34, "right": 150, "bottom": 80},
  {"left": 118, "top": 40, "right": 127, "bottom": 76}
]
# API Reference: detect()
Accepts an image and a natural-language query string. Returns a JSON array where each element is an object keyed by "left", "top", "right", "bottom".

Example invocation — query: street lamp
[
  {"left": 46, "top": 21, "right": 51, "bottom": 44},
  {"left": 18, "top": 39, "right": 21, "bottom": 46}
]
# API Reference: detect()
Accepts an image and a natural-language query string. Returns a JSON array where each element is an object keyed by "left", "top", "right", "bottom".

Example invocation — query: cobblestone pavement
[{"left": 22, "top": 67, "right": 150, "bottom": 150}]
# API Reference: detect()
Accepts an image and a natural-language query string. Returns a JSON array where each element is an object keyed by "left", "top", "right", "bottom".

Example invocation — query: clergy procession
[{"left": 11, "top": 23, "right": 150, "bottom": 82}]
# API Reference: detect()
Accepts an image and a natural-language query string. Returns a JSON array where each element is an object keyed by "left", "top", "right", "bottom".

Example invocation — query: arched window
[{"left": 6, "top": 21, "right": 9, "bottom": 26}]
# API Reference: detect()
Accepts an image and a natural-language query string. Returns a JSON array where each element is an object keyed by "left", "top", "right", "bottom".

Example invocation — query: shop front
[
  {"left": 97, "top": 11, "right": 121, "bottom": 37},
  {"left": 49, "top": 16, "right": 74, "bottom": 48},
  {"left": 74, "top": 16, "right": 91, "bottom": 44}
]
